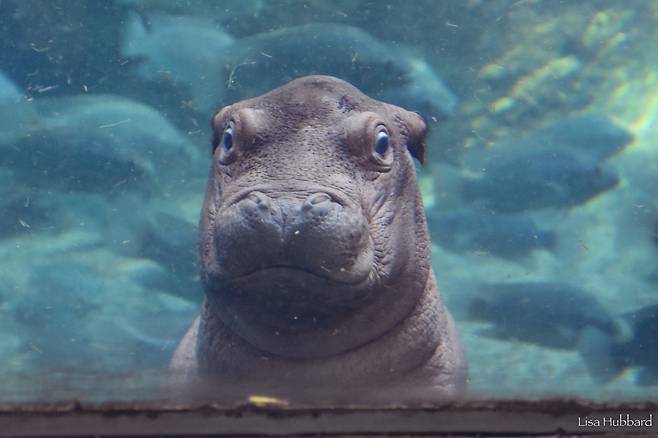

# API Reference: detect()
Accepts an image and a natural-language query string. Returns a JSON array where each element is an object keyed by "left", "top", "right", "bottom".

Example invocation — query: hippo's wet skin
[{"left": 171, "top": 75, "right": 467, "bottom": 401}]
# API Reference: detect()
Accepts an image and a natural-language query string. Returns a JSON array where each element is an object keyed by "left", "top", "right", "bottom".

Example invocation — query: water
[{"left": 0, "top": 0, "right": 656, "bottom": 404}]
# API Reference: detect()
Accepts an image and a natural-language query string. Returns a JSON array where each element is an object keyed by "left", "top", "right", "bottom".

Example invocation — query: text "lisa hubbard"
[{"left": 578, "top": 413, "right": 653, "bottom": 428}]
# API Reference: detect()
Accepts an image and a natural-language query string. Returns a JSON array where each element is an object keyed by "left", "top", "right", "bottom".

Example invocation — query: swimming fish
[
  {"left": 121, "top": 21, "right": 457, "bottom": 121},
  {"left": 462, "top": 148, "right": 619, "bottom": 212},
  {"left": 579, "top": 303, "right": 658, "bottom": 386},
  {"left": 121, "top": 12, "right": 234, "bottom": 115},
  {"left": 426, "top": 205, "right": 555, "bottom": 259},
  {"left": 526, "top": 114, "right": 634, "bottom": 163},
  {"left": 117, "top": 0, "right": 264, "bottom": 22},
  {"left": 0, "top": 70, "right": 38, "bottom": 145},
  {"left": 1, "top": 94, "right": 202, "bottom": 193},
  {"left": 0, "top": 71, "right": 22, "bottom": 105},
  {"left": 468, "top": 282, "right": 619, "bottom": 349}
]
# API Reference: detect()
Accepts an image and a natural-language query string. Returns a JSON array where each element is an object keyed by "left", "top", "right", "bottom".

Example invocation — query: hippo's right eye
[
  {"left": 373, "top": 126, "right": 390, "bottom": 157},
  {"left": 222, "top": 124, "right": 234, "bottom": 151},
  {"left": 216, "top": 121, "right": 238, "bottom": 164}
]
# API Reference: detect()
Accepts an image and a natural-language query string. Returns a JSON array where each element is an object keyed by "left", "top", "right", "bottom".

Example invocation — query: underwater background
[{"left": 0, "top": 0, "right": 656, "bottom": 402}]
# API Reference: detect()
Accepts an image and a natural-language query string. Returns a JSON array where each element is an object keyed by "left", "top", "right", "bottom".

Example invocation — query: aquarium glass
[{"left": 0, "top": 0, "right": 656, "bottom": 404}]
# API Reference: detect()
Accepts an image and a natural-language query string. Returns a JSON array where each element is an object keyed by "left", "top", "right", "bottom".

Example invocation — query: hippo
[{"left": 170, "top": 75, "right": 467, "bottom": 402}]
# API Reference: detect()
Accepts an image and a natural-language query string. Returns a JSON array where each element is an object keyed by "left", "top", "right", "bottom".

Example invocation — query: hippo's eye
[
  {"left": 222, "top": 124, "right": 234, "bottom": 151},
  {"left": 374, "top": 126, "right": 390, "bottom": 157}
]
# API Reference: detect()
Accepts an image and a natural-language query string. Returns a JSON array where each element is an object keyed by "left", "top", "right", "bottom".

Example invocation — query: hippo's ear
[{"left": 402, "top": 111, "right": 428, "bottom": 165}]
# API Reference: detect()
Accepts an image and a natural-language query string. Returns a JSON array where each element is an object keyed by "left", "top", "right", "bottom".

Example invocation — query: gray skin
[{"left": 170, "top": 75, "right": 467, "bottom": 402}]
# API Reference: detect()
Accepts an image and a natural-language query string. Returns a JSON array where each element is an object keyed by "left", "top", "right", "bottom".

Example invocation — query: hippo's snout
[{"left": 214, "top": 189, "right": 373, "bottom": 285}]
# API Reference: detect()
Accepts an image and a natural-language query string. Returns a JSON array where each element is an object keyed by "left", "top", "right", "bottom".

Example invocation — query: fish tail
[
  {"left": 577, "top": 326, "right": 624, "bottom": 383},
  {"left": 121, "top": 12, "right": 148, "bottom": 58},
  {"left": 467, "top": 296, "right": 494, "bottom": 321},
  {"left": 538, "top": 230, "right": 557, "bottom": 250}
]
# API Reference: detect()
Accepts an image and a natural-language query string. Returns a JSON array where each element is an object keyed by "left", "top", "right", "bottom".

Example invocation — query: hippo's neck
[{"left": 195, "top": 270, "right": 448, "bottom": 388}]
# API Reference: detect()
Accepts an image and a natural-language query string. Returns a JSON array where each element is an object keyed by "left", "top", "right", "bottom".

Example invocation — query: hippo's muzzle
[{"left": 213, "top": 187, "right": 374, "bottom": 289}]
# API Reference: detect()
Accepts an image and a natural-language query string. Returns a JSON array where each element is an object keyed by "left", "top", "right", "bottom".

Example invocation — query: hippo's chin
[{"left": 204, "top": 266, "right": 376, "bottom": 357}]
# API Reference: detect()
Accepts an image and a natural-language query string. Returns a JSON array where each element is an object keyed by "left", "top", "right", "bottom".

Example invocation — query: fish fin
[
  {"left": 538, "top": 230, "right": 557, "bottom": 251},
  {"left": 577, "top": 326, "right": 623, "bottom": 383},
  {"left": 475, "top": 326, "right": 512, "bottom": 341},
  {"left": 121, "top": 12, "right": 149, "bottom": 58}
]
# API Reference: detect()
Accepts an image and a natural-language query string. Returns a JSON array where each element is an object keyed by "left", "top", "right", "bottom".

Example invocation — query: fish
[
  {"left": 0, "top": 71, "right": 22, "bottom": 105},
  {"left": 132, "top": 212, "right": 202, "bottom": 302},
  {"left": 468, "top": 282, "right": 620, "bottom": 350},
  {"left": 139, "top": 212, "right": 198, "bottom": 277},
  {"left": 117, "top": 0, "right": 264, "bottom": 22},
  {"left": 12, "top": 258, "right": 198, "bottom": 371},
  {"left": 462, "top": 148, "right": 620, "bottom": 212},
  {"left": 579, "top": 303, "right": 658, "bottom": 386},
  {"left": 119, "top": 316, "right": 193, "bottom": 368},
  {"left": 12, "top": 263, "right": 102, "bottom": 368},
  {"left": 131, "top": 264, "right": 203, "bottom": 304},
  {"left": 121, "top": 21, "right": 457, "bottom": 121},
  {"left": 97, "top": 194, "right": 202, "bottom": 302},
  {"left": 526, "top": 114, "right": 634, "bottom": 163},
  {"left": 426, "top": 205, "right": 555, "bottom": 259},
  {"left": 1, "top": 94, "right": 202, "bottom": 193},
  {"left": 0, "top": 71, "right": 38, "bottom": 145},
  {"left": 220, "top": 24, "right": 458, "bottom": 120},
  {"left": 121, "top": 12, "right": 234, "bottom": 115}
]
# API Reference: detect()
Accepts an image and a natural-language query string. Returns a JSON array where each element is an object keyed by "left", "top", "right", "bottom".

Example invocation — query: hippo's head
[{"left": 200, "top": 76, "right": 430, "bottom": 359}]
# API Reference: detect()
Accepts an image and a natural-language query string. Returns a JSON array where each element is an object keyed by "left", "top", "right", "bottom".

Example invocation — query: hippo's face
[{"left": 200, "top": 76, "right": 430, "bottom": 359}]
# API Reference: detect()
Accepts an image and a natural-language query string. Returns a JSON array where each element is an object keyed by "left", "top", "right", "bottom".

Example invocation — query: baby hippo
[{"left": 171, "top": 75, "right": 467, "bottom": 402}]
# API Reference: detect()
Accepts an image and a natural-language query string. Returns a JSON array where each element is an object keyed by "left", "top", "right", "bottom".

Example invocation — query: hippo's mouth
[
  {"left": 228, "top": 264, "right": 372, "bottom": 287},
  {"left": 209, "top": 184, "right": 375, "bottom": 292}
]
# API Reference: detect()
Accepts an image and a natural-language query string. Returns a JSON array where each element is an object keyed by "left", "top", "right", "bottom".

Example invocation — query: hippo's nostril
[
  {"left": 247, "top": 193, "right": 262, "bottom": 203},
  {"left": 307, "top": 192, "right": 331, "bottom": 205},
  {"left": 246, "top": 191, "right": 272, "bottom": 211},
  {"left": 301, "top": 192, "right": 333, "bottom": 213}
]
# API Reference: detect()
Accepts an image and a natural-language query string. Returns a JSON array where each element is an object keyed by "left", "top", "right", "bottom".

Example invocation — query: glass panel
[{"left": 0, "top": 0, "right": 655, "bottom": 405}]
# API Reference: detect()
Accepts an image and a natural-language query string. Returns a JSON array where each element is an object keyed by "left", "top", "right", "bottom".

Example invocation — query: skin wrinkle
[
  {"left": 171, "top": 76, "right": 467, "bottom": 402},
  {"left": 220, "top": 182, "right": 357, "bottom": 210},
  {"left": 199, "top": 272, "right": 443, "bottom": 381}
]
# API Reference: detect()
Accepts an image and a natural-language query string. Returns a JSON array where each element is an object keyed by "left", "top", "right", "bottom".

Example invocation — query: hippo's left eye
[{"left": 374, "top": 126, "right": 390, "bottom": 157}]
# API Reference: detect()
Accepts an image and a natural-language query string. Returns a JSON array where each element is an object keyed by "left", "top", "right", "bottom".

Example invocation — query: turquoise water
[{"left": 0, "top": 0, "right": 656, "bottom": 403}]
